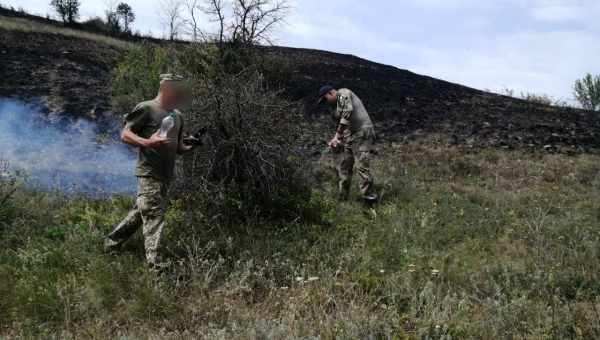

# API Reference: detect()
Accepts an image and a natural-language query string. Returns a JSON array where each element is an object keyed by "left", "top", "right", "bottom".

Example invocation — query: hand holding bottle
[
  {"left": 144, "top": 113, "right": 175, "bottom": 149},
  {"left": 159, "top": 114, "right": 175, "bottom": 138},
  {"left": 145, "top": 131, "right": 170, "bottom": 149}
]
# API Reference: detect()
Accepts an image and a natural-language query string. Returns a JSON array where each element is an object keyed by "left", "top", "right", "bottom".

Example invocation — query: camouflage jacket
[{"left": 332, "top": 88, "right": 374, "bottom": 136}]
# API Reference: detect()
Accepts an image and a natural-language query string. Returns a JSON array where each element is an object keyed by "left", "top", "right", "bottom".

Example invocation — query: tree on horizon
[
  {"left": 50, "top": 0, "right": 81, "bottom": 24},
  {"left": 116, "top": 2, "right": 135, "bottom": 33}
]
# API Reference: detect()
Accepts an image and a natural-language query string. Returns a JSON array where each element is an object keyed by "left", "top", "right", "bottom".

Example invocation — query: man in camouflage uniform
[
  {"left": 318, "top": 85, "right": 378, "bottom": 203},
  {"left": 104, "top": 74, "right": 194, "bottom": 268}
]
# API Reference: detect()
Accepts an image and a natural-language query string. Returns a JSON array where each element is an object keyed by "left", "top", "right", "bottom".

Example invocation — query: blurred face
[
  {"left": 324, "top": 90, "right": 337, "bottom": 105},
  {"left": 159, "top": 82, "right": 189, "bottom": 109}
]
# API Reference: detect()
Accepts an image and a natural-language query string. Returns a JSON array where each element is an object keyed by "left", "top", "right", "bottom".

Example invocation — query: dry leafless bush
[
  {"left": 201, "top": 0, "right": 290, "bottom": 47},
  {"left": 172, "top": 67, "right": 312, "bottom": 225}
]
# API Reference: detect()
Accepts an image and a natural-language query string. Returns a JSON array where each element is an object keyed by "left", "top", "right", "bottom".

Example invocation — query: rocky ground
[{"left": 1, "top": 8, "right": 599, "bottom": 153}]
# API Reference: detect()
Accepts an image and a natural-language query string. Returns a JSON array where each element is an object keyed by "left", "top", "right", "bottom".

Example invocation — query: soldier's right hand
[
  {"left": 145, "top": 131, "right": 170, "bottom": 149},
  {"left": 328, "top": 136, "right": 342, "bottom": 149}
]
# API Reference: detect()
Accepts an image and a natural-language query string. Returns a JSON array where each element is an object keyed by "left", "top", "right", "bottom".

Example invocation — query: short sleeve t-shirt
[{"left": 124, "top": 99, "right": 184, "bottom": 182}]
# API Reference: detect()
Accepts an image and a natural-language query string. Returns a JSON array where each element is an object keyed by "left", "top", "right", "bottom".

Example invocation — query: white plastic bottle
[{"left": 159, "top": 113, "right": 175, "bottom": 138}]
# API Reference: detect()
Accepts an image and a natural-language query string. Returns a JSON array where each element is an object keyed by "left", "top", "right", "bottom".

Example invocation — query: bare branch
[
  {"left": 159, "top": 0, "right": 185, "bottom": 40},
  {"left": 202, "top": 0, "right": 227, "bottom": 46},
  {"left": 183, "top": 0, "right": 204, "bottom": 41},
  {"left": 202, "top": 0, "right": 289, "bottom": 46}
]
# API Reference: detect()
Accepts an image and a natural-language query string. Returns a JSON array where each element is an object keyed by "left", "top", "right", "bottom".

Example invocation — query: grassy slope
[
  {"left": 0, "top": 14, "right": 133, "bottom": 50},
  {"left": 2, "top": 144, "right": 600, "bottom": 339}
]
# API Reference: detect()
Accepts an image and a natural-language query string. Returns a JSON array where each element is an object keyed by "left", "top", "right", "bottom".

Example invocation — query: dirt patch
[{"left": 0, "top": 28, "right": 122, "bottom": 119}]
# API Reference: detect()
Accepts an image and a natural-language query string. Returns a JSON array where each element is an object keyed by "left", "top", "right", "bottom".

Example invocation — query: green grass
[
  {"left": 0, "top": 15, "right": 133, "bottom": 50},
  {"left": 2, "top": 144, "right": 600, "bottom": 339}
]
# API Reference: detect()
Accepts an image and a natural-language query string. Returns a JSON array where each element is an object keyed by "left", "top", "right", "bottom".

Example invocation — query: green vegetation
[
  {"left": 115, "top": 3, "right": 135, "bottom": 33},
  {"left": 2, "top": 145, "right": 600, "bottom": 339},
  {"left": 50, "top": 0, "right": 81, "bottom": 24},
  {"left": 574, "top": 73, "right": 600, "bottom": 111}
]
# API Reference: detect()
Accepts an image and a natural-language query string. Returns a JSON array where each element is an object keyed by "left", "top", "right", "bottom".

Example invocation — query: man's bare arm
[{"left": 121, "top": 128, "right": 169, "bottom": 149}]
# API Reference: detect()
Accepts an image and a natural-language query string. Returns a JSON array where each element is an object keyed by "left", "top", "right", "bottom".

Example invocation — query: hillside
[
  {"left": 1, "top": 9, "right": 598, "bottom": 153},
  {"left": 0, "top": 10, "right": 124, "bottom": 120},
  {"left": 5, "top": 9, "right": 600, "bottom": 339}
]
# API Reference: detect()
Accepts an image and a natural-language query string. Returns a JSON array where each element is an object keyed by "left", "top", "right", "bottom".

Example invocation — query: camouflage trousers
[
  {"left": 337, "top": 127, "right": 377, "bottom": 201},
  {"left": 104, "top": 176, "right": 168, "bottom": 266}
]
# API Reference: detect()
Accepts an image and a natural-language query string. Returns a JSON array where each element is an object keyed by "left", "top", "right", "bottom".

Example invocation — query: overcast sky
[{"left": 4, "top": 0, "right": 600, "bottom": 103}]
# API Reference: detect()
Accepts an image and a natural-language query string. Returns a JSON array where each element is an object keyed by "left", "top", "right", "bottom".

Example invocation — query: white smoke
[{"left": 0, "top": 97, "right": 136, "bottom": 196}]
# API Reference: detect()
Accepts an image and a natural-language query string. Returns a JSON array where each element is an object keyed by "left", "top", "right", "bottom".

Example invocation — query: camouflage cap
[{"left": 159, "top": 73, "right": 185, "bottom": 84}]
